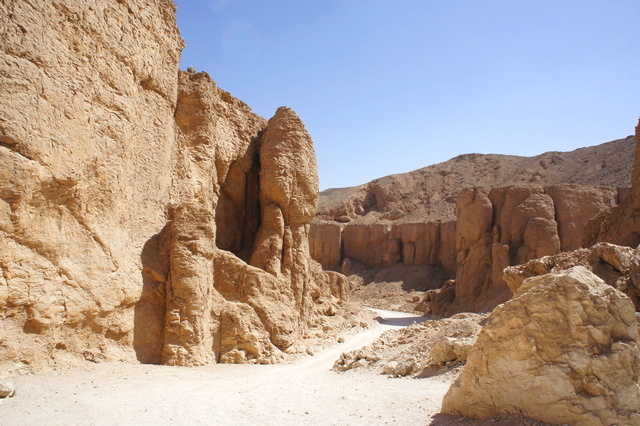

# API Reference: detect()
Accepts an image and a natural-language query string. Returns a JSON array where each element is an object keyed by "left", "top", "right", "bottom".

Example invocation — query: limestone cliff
[
  {"left": 0, "top": 0, "right": 346, "bottom": 371},
  {"left": 311, "top": 138, "right": 634, "bottom": 289},
  {"left": 426, "top": 184, "right": 619, "bottom": 315},
  {"left": 1, "top": 0, "right": 184, "bottom": 368}
]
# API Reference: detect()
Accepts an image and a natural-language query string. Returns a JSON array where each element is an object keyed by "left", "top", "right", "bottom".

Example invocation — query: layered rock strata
[
  {"left": 0, "top": 0, "right": 345, "bottom": 370},
  {"left": 442, "top": 266, "right": 640, "bottom": 425}
]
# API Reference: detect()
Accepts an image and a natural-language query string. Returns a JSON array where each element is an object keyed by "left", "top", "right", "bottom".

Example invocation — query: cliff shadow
[
  {"left": 134, "top": 223, "right": 171, "bottom": 364},
  {"left": 214, "top": 135, "right": 262, "bottom": 262}
]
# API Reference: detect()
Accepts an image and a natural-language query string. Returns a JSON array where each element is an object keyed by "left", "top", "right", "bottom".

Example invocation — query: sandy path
[{"left": 1, "top": 309, "right": 452, "bottom": 425}]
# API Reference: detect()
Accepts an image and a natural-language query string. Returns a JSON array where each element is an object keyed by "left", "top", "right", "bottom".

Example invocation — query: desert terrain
[
  {"left": 2, "top": 1, "right": 640, "bottom": 425},
  {"left": 1, "top": 308, "right": 551, "bottom": 425}
]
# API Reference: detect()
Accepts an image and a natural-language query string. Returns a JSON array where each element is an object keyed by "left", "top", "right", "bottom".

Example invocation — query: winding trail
[{"left": 1, "top": 309, "right": 451, "bottom": 425}]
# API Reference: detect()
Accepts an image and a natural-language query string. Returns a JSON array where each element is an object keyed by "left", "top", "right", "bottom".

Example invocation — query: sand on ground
[{"left": 1, "top": 309, "right": 456, "bottom": 425}]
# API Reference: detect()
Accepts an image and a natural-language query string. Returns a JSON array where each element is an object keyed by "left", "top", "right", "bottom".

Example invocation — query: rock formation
[
  {"left": 311, "top": 139, "right": 633, "bottom": 312},
  {"left": 1, "top": 0, "right": 184, "bottom": 369},
  {"left": 310, "top": 221, "right": 457, "bottom": 273},
  {"left": 503, "top": 242, "right": 640, "bottom": 309},
  {"left": 585, "top": 119, "right": 640, "bottom": 248},
  {"left": 442, "top": 266, "right": 640, "bottom": 425},
  {"left": 333, "top": 312, "right": 486, "bottom": 377},
  {"left": 426, "top": 185, "right": 619, "bottom": 314},
  {"left": 0, "top": 0, "right": 346, "bottom": 371}
]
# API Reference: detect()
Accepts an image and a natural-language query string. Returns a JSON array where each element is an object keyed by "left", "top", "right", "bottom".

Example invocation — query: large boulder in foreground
[{"left": 442, "top": 266, "right": 640, "bottom": 425}]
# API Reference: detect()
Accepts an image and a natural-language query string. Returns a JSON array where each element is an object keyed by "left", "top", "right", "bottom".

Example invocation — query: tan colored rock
[
  {"left": 0, "top": 0, "right": 183, "bottom": 370},
  {"left": 309, "top": 222, "right": 343, "bottom": 271},
  {"left": 0, "top": 381, "right": 15, "bottom": 398},
  {"left": 585, "top": 120, "right": 640, "bottom": 248},
  {"left": 442, "top": 266, "right": 640, "bottom": 425},
  {"left": 311, "top": 221, "right": 457, "bottom": 274},
  {"left": 454, "top": 188, "right": 494, "bottom": 307},
  {"left": 312, "top": 180, "right": 618, "bottom": 316},
  {"left": 0, "top": 3, "right": 348, "bottom": 370},
  {"left": 426, "top": 184, "right": 615, "bottom": 316},
  {"left": 333, "top": 312, "right": 485, "bottom": 376},
  {"left": 546, "top": 185, "right": 618, "bottom": 251},
  {"left": 316, "top": 138, "right": 634, "bottom": 227},
  {"left": 503, "top": 242, "right": 640, "bottom": 309}
]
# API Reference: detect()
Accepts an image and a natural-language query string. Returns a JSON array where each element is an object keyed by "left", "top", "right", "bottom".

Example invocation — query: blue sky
[{"left": 174, "top": 0, "right": 640, "bottom": 190}]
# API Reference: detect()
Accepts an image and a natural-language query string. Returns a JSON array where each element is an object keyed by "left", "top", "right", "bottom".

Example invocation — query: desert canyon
[{"left": 1, "top": 1, "right": 640, "bottom": 425}]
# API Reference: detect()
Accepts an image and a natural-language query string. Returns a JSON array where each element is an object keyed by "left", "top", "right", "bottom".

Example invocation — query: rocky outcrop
[
  {"left": 310, "top": 222, "right": 456, "bottom": 273},
  {"left": 585, "top": 120, "right": 640, "bottom": 248},
  {"left": 0, "top": 0, "right": 346, "bottom": 371},
  {"left": 311, "top": 146, "right": 629, "bottom": 303},
  {"left": 1, "top": 0, "right": 184, "bottom": 369},
  {"left": 316, "top": 137, "right": 634, "bottom": 226},
  {"left": 442, "top": 267, "right": 640, "bottom": 425},
  {"left": 503, "top": 242, "right": 640, "bottom": 309},
  {"left": 427, "top": 184, "right": 619, "bottom": 314},
  {"left": 333, "top": 312, "right": 486, "bottom": 377},
  {"left": 313, "top": 183, "right": 620, "bottom": 315}
]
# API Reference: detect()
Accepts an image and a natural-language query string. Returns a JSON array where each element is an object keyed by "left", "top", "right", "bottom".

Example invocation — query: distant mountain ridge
[{"left": 316, "top": 136, "right": 636, "bottom": 225}]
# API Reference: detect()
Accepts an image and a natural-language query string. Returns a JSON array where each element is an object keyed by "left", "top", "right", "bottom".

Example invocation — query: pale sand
[{"left": 1, "top": 309, "right": 454, "bottom": 425}]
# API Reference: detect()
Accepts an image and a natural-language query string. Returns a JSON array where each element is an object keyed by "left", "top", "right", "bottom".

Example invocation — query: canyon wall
[
  {"left": 312, "top": 185, "right": 619, "bottom": 308},
  {"left": 309, "top": 221, "right": 457, "bottom": 274},
  {"left": 451, "top": 184, "right": 619, "bottom": 312},
  {"left": 311, "top": 138, "right": 634, "bottom": 304},
  {"left": 584, "top": 120, "right": 640, "bottom": 248},
  {"left": 0, "top": 0, "right": 344, "bottom": 371},
  {"left": 0, "top": 0, "right": 184, "bottom": 368}
]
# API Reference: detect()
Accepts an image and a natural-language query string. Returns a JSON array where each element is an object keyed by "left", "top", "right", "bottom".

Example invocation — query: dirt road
[{"left": 1, "top": 309, "right": 452, "bottom": 425}]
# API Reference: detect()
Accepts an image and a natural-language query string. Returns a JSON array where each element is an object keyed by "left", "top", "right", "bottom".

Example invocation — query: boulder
[
  {"left": 0, "top": 381, "right": 15, "bottom": 398},
  {"left": 442, "top": 266, "right": 640, "bottom": 425}
]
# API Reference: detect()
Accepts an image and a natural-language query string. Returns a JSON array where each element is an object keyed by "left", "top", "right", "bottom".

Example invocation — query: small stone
[
  {"left": 383, "top": 361, "right": 398, "bottom": 375},
  {"left": 0, "top": 382, "right": 15, "bottom": 398},
  {"left": 352, "top": 359, "right": 368, "bottom": 369}
]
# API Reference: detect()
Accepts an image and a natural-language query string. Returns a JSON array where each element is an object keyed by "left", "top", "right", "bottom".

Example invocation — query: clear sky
[{"left": 174, "top": 0, "right": 640, "bottom": 191}]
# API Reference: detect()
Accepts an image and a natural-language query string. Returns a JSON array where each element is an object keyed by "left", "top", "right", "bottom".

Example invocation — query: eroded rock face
[
  {"left": 427, "top": 184, "right": 618, "bottom": 315},
  {"left": 1, "top": 0, "right": 183, "bottom": 368},
  {"left": 309, "top": 222, "right": 457, "bottom": 274},
  {"left": 585, "top": 120, "right": 640, "bottom": 248},
  {"left": 313, "top": 183, "right": 619, "bottom": 316},
  {"left": 311, "top": 134, "right": 633, "bottom": 275},
  {"left": 442, "top": 266, "right": 640, "bottom": 425},
  {"left": 0, "top": 1, "right": 345, "bottom": 371}
]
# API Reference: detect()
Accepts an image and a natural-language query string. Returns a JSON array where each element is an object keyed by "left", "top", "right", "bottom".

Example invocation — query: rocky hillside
[
  {"left": 316, "top": 136, "right": 635, "bottom": 225},
  {"left": 311, "top": 136, "right": 636, "bottom": 314}
]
